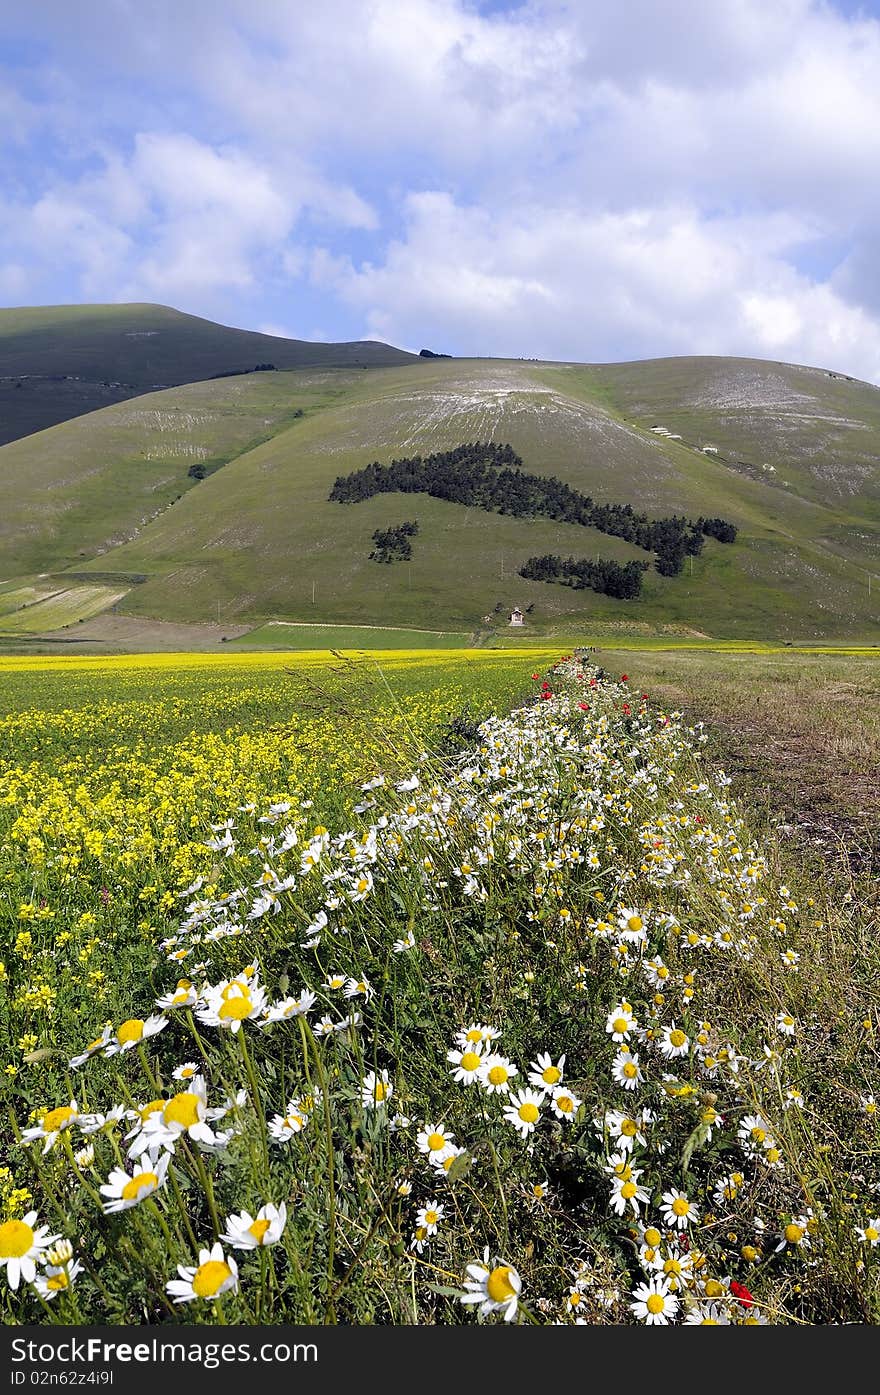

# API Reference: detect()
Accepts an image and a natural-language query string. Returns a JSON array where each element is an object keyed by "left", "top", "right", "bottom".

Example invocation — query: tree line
[{"left": 329, "top": 441, "right": 737, "bottom": 578}]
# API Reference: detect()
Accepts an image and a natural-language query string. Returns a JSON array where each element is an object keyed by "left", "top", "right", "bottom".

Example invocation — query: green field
[{"left": 0, "top": 583, "right": 127, "bottom": 633}]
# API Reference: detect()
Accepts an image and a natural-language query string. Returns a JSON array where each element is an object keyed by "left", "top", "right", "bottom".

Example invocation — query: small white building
[{"left": 509, "top": 607, "right": 525, "bottom": 626}]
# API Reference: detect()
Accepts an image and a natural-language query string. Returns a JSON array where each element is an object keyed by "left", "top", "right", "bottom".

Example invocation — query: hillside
[
  {"left": 0, "top": 302, "right": 417, "bottom": 446},
  {"left": 1, "top": 353, "right": 879, "bottom": 642}
]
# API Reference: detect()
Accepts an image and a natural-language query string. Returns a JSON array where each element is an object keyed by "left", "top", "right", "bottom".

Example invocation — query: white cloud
[
  {"left": 3, "top": 1, "right": 880, "bottom": 375},
  {"left": 323, "top": 191, "right": 880, "bottom": 380}
]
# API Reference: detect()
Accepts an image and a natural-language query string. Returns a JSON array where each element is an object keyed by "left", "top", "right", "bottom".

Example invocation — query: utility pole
[
  {"left": 312, "top": 580, "right": 316, "bottom": 605},
  {"left": 500, "top": 554, "right": 505, "bottom": 580}
]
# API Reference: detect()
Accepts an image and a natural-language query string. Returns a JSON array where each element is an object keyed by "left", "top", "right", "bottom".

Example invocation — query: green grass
[{"left": 0, "top": 302, "right": 416, "bottom": 447}]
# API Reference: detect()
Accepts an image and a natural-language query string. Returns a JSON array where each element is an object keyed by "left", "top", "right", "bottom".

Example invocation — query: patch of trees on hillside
[
  {"left": 370, "top": 521, "right": 419, "bottom": 563},
  {"left": 330, "top": 441, "right": 737, "bottom": 590},
  {"left": 520, "top": 554, "right": 649, "bottom": 599}
]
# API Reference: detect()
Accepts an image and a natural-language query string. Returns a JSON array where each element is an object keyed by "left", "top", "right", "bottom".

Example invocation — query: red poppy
[
  {"left": 531, "top": 673, "right": 540, "bottom": 680},
  {"left": 621, "top": 703, "right": 631, "bottom": 715},
  {"left": 621, "top": 673, "right": 629, "bottom": 682},
  {"left": 578, "top": 702, "right": 589, "bottom": 710},
  {"left": 729, "top": 1280, "right": 754, "bottom": 1308}
]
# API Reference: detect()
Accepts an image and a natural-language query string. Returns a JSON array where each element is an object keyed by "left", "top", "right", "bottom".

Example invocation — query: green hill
[
  {"left": 1, "top": 350, "right": 879, "bottom": 642},
  {"left": 0, "top": 302, "right": 417, "bottom": 446}
]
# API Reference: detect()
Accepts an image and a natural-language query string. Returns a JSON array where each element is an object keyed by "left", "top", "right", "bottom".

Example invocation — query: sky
[{"left": 3, "top": 0, "right": 880, "bottom": 379}]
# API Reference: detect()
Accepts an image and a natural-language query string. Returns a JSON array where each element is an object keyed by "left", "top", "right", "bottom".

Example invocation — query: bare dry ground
[
  {"left": 594, "top": 648, "right": 880, "bottom": 883},
  {"left": 0, "top": 614, "right": 251, "bottom": 653}
]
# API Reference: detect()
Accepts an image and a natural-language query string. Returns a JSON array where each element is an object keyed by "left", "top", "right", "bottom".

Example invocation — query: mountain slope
[
  {"left": 0, "top": 302, "right": 417, "bottom": 446},
  {"left": 2, "top": 351, "right": 878, "bottom": 641}
]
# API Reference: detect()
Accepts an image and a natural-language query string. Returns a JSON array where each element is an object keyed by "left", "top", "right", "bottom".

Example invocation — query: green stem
[
  {"left": 299, "top": 1017, "right": 337, "bottom": 1322},
  {"left": 239, "top": 1026, "right": 269, "bottom": 1171}
]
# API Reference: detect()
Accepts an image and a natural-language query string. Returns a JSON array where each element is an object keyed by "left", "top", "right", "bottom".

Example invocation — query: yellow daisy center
[
  {"left": 117, "top": 1019, "right": 144, "bottom": 1044},
  {"left": 704, "top": 1279, "right": 724, "bottom": 1297},
  {"left": 163, "top": 1092, "right": 201, "bottom": 1129},
  {"left": 865, "top": 1227, "right": 879, "bottom": 1243},
  {"left": 621, "top": 1181, "right": 637, "bottom": 1199},
  {"left": 487, "top": 1266, "right": 516, "bottom": 1302},
  {"left": 460, "top": 1051, "right": 481, "bottom": 1072},
  {"left": 427, "top": 1132, "right": 446, "bottom": 1152},
  {"left": 541, "top": 1065, "right": 561, "bottom": 1084},
  {"left": 424, "top": 1210, "right": 439, "bottom": 1226},
  {"left": 612, "top": 1018, "right": 629, "bottom": 1035},
  {"left": 555, "top": 1095, "right": 574, "bottom": 1113},
  {"left": 751, "top": 1127, "right": 766, "bottom": 1144},
  {"left": 373, "top": 1081, "right": 388, "bottom": 1102},
  {"left": 644, "top": 1228, "right": 662, "bottom": 1247},
  {"left": 488, "top": 1066, "right": 509, "bottom": 1086},
  {"left": 626, "top": 915, "right": 643, "bottom": 932},
  {"left": 122, "top": 1173, "right": 157, "bottom": 1201},
  {"left": 518, "top": 1102, "right": 539, "bottom": 1124},
  {"left": 0, "top": 1220, "right": 34, "bottom": 1259},
  {"left": 46, "top": 1272, "right": 69, "bottom": 1291},
  {"left": 620, "top": 1119, "right": 637, "bottom": 1137},
  {"left": 646, "top": 1293, "right": 665, "bottom": 1314},
  {"left": 192, "top": 1259, "right": 233, "bottom": 1298},
  {"left": 671, "top": 1197, "right": 690, "bottom": 1217},
  {"left": 139, "top": 1099, "right": 165, "bottom": 1123},
  {"left": 784, "top": 1224, "right": 804, "bottom": 1244},
  {"left": 669, "top": 1030, "right": 687, "bottom": 1048},
  {"left": 465, "top": 1029, "right": 482, "bottom": 1043},
  {"left": 248, "top": 1219, "right": 272, "bottom": 1244},
  {"left": 42, "top": 1106, "right": 75, "bottom": 1133},
  {"left": 623, "top": 1062, "right": 639, "bottom": 1079},
  {"left": 219, "top": 996, "right": 252, "bottom": 1021}
]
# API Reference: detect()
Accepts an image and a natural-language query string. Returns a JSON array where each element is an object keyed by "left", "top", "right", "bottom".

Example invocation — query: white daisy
[
  {"left": 417, "top": 1123, "right": 456, "bottom": 1161},
  {"left": 0, "top": 1213, "right": 60, "bottom": 1291},
  {"left": 100, "top": 1156, "right": 170, "bottom": 1213},
  {"left": 606, "top": 1004, "right": 636, "bottom": 1041},
  {"left": 21, "top": 1101, "right": 81, "bottom": 1154},
  {"left": 447, "top": 1044, "right": 485, "bottom": 1084},
  {"left": 612, "top": 1050, "right": 644, "bottom": 1091},
  {"left": 527, "top": 1052, "right": 566, "bottom": 1093},
  {"left": 34, "top": 1259, "right": 85, "bottom": 1300},
  {"left": 221, "top": 1202, "right": 287, "bottom": 1250},
  {"left": 263, "top": 990, "right": 317, "bottom": 1023},
  {"left": 415, "top": 1201, "right": 444, "bottom": 1235},
  {"left": 657, "top": 1024, "right": 690, "bottom": 1059},
  {"left": 661, "top": 1189, "right": 700, "bottom": 1230},
  {"left": 104, "top": 1015, "right": 168, "bottom": 1056},
  {"left": 166, "top": 1243, "right": 239, "bottom": 1303},
  {"left": 478, "top": 1054, "right": 518, "bottom": 1095},
  {"left": 361, "top": 1069, "right": 393, "bottom": 1110},
  {"left": 503, "top": 1088, "right": 544, "bottom": 1137},
  {"left": 460, "top": 1250, "right": 521, "bottom": 1322},
  {"left": 630, "top": 1275, "right": 679, "bottom": 1325},
  {"left": 549, "top": 1085, "right": 582, "bottom": 1122}
]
